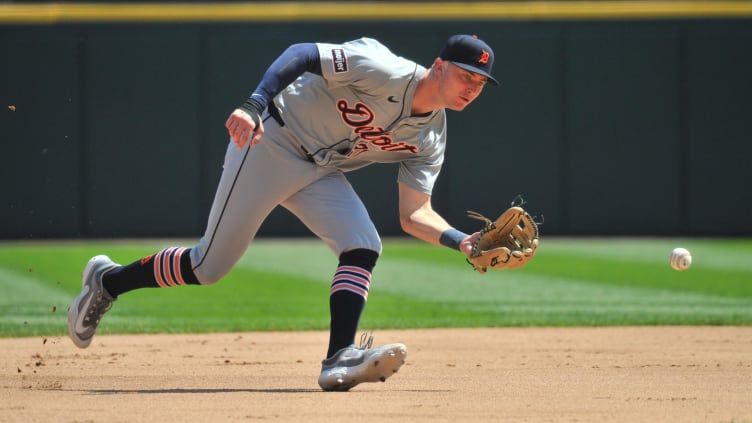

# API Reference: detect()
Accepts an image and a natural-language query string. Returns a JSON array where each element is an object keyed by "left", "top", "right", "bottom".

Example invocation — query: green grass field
[{"left": 1, "top": 237, "right": 751, "bottom": 337}]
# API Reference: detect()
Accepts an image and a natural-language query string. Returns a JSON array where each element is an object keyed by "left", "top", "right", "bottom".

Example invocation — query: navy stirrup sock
[
  {"left": 103, "top": 247, "right": 199, "bottom": 297},
  {"left": 326, "top": 248, "right": 379, "bottom": 358}
]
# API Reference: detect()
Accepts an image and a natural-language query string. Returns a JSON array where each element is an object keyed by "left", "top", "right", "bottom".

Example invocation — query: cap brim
[{"left": 453, "top": 62, "right": 499, "bottom": 86}]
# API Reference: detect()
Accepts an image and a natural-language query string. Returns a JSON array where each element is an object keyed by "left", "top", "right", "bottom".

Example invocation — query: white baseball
[{"left": 670, "top": 247, "right": 692, "bottom": 271}]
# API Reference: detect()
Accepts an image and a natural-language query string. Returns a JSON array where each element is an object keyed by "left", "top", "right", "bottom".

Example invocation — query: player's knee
[{"left": 339, "top": 248, "right": 380, "bottom": 272}]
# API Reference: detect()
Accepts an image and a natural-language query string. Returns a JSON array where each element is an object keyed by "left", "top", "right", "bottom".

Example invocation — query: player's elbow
[
  {"left": 399, "top": 217, "right": 411, "bottom": 235},
  {"left": 399, "top": 214, "right": 420, "bottom": 238}
]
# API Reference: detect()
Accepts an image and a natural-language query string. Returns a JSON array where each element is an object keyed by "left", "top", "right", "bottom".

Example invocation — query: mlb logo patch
[{"left": 331, "top": 48, "right": 348, "bottom": 73}]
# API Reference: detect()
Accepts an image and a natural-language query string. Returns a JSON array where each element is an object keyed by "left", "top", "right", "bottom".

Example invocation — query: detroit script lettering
[{"left": 336, "top": 99, "right": 419, "bottom": 156}]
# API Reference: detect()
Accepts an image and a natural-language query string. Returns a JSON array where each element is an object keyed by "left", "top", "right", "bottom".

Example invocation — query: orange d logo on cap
[{"left": 478, "top": 50, "right": 490, "bottom": 65}]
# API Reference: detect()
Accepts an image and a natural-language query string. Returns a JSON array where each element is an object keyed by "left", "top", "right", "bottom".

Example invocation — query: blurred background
[{"left": 1, "top": 1, "right": 751, "bottom": 240}]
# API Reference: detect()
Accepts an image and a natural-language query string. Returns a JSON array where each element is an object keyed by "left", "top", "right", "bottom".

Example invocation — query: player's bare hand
[
  {"left": 459, "top": 232, "right": 481, "bottom": 257},
  {"left": 225, "top": 109, "right": 264, "bottom": 150}
]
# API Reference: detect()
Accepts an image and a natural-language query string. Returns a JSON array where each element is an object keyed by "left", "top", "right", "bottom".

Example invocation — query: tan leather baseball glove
[{"left": 466, "top": 206, "right": 539, "bottom": 273}]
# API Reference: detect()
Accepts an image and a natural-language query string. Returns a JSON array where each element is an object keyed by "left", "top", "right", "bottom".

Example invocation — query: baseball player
[{"left": 68, "top": 34, "right": 498, "bottom": 391}]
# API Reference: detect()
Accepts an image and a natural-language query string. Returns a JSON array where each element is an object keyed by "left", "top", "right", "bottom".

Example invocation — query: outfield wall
[{"left": 2, "top": 3, "right": 751, "bottom": 238}]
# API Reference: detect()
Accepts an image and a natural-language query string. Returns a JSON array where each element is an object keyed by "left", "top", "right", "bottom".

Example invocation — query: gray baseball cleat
[
  {"left": 68, "top": 255, "right": 119, "bottom": 348},
  {"left": 318, "top": 333, "right": 408, "bottom": 391}
]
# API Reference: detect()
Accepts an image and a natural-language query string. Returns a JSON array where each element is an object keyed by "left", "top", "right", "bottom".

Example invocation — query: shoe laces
[
  {"left": 358, "top": 332, "right": 374, "bottom": 350},
  {"left": 85, "top": 291, "right": 113, "bottom": 325}
]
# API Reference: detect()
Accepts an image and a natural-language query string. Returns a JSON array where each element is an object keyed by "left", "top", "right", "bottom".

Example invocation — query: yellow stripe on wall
[{"left": 2, "top": 1, "right": 752, "bottom": 24}]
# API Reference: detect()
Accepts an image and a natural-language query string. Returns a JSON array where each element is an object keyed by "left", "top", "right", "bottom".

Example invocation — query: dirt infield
[{"left": 2, "top": 327, "right": 751, "bottom": 423}]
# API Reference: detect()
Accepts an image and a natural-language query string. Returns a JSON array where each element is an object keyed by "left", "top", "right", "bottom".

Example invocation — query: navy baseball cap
[{"left": 439, "top": 34, "right": 499, "bottom": 85}]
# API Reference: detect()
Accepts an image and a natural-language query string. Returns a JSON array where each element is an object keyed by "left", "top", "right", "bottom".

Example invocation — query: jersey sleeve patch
[{"left": 331, "top": 48, "right": 348, "bottom": 73}]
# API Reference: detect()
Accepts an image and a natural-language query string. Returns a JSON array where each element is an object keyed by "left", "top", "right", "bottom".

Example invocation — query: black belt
[
  {"left": 268, "top": 102, "right": 315, "bottom": 162},
  {"left": 268, "top": 102, "right": 285, "bottom": 127}
]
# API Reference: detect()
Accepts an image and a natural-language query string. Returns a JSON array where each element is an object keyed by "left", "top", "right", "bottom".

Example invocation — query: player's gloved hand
[
  {"left": 225, "top": 99, "right": 265, "bottom": 150},
  {"left": 465, "top": 204, "right": 540, "bottom": 273}
]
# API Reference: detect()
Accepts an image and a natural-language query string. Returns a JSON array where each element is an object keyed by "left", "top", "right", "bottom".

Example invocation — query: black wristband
[
  {"left": 439, "top": 228, "right": 468, "bottom": 251},
  {"left": 239, "top": 97, "right": 264, "bottom": 127}
]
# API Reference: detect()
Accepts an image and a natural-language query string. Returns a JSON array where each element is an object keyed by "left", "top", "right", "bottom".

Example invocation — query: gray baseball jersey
[{"left": 273, "top": 37, "right": 447, "bottom": 194}]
